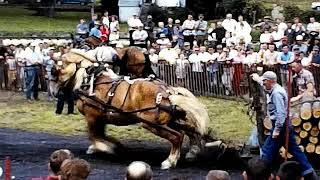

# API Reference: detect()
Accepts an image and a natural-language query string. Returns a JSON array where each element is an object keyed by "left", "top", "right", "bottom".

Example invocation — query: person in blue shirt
[
  {"left": 89, "top": 21, "right": 102, "bottom": 39},
  {"left": 252, "top": 71, "right": 317, "bottom": 180},
  {"left": 277, "top": 45, "right": 294, "bottom": 90},
  {"left": 310, "top": 46, "right": 320, "bottom": 66}
]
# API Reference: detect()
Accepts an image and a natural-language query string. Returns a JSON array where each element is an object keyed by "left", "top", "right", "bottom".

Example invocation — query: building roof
[{"left": 118, "top": 0, "right": 141, "bottom": 7}]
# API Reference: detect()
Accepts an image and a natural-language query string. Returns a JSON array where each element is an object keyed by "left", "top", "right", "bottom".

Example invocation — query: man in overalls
[{"left": 252, "top": 71, "right": 317, "bottom": 180}]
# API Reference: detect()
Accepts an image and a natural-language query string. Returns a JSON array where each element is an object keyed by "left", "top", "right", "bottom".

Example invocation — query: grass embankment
[
  {"left": 0, "top": 92, "right": 251, "bottom": 144},
  {"left": 0, "top": 7, "right": 128, "bottom": 35}
]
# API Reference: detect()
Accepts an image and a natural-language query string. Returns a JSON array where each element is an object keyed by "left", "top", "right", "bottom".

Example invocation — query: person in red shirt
[{"left": 100, "top": 24, "right": 110, "bottom": 44}]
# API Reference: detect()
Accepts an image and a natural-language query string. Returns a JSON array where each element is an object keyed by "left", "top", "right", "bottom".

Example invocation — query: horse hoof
[
  {"left": 95, "top": 141, "right": 115, "bottom": 154},
  {"left": 86, "top": 145, "right": 95, "bottom": 154},
  {"left": 161, "top": 160, "right": 172, "bottom": 170}
]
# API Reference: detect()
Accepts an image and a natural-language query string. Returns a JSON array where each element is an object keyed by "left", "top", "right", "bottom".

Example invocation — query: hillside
[{"left": 261, "top": 0, "right": 314, "bottom": 10}]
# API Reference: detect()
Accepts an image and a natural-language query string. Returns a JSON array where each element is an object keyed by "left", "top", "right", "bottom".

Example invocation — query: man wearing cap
[
  {"left": 24, "top": 42, "right": 43, "bottom": 102},
  {"left": 182, "top": 42, "right": 192, "bottom": 58},
  {"left": 195, "top": 14, "right": 208, "bottom": 46},
  {"left": 253, "top": 16, "right": 272, "bottom": 31},
  {"left": 156, "top": 22, "right": 170, "bottom": 39},
  {"left": 292, "top": 35, "right": 308, "bottom": 54},
  {"left": 132, "top": 23, "right": 148, "bottom": 49},
  {"left": 89, "top": 21, "right": 102, "bottom": 39},
  {"left": 251, "top": 71, "right": 317, "bottom": 179},
  {"left": 156, "top": 33, "right": 170, "bottom": 50},
  {"left": 173, "top": 19, "right": 184, "bottom": 48},
  {"left": 144, "top": 15, "right": 155, "bottom": 42}
]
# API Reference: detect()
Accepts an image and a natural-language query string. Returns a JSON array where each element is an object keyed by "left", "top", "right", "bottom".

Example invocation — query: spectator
[
  {"left": 132, "top": 23, "right": 148, "bottom": 49},
  {"left": 257, "top": 43, "right": 268, "bottom": 63},
  {"left": 158, "top": 42, "right": 178, "bottom": 64},
  {"left": 128, "top": 14, "right": 142, "bottom": 46},
  {"left": 242, "top": 157, "right": 273, "bottom": 180},
  {"left": 207, "top": 46, "right": 220, "bottom": 86},
  {"left": 206, "top": 170, "right": 230, "bottom": 180},
  {"left": 76, "top": 19, "right": 88, "bottom": 39},
  {"left": 260, "top": 28, "right": 272, "bottom": 44},
  {"left": 306, "top": 17, "right": 320, "bottom": 33},
  {"left": 213, "top": 21, "right": 226, "bottom": 45},
  {"left": 166, "top": 17, "right": 174, "bottom": 40},
  {"left": 110, "top": 15, "right": 120, "bottom": 34},
  {"left": 182, "top": 15, "right": 196, "bottom": 49},
  {"left": 292, "top": 17, "right": 306, "bottom": 32},
  {"left": 293, "top": 23, "right": 306, "bottom": 40},
  {"left": 156, "top": 22, "right": 170, "bottom": 38},
  {"left": 222, "top": 13, "right": 237, "bottom": 33},
  {"left": 276, "top": 161, "right": 302, "bottom": 180},
  {"left": 60, "top": 158, "right": 90, "bottom": 180},
  {"left": 89, "top": 21, "right": 102, "bottom": 39},
  {"left": 263, "top": 44, "right": 278, "bottom": 66},
  {"left": 291, "top": 62, "right": 315, "bottom": 95},
  {"left": 102, "top": 11, "right": 109, "bottom": 27},
  {"left": 100, "top": 23, "right": 110, "bottom": 44},
  {"left": 173, "top": 19, "right": 184, "bottom": 48},
  {"left": 278, "top": 36, "right": 291, "bottom": 51},
  {"left": 88, "top": 14, "right": 98, "bottom": 31},
  {"left": 143, "top": 15, "right": 155, "bottom": 42},
  {"left": 276, "top": 17, "right": 288, "bottom": 38},
  {"left": 175, "top": 53, "right": 189, "bottom": 86},
  {"left": 149, "top": 48, "right": 158, "bottom": 64},
  {"left": 292, "top": 35, "right": 308, "bottom": 54},
  {"left": 44, "top": 48, "right": 56, "bottom": 101},
  {"left": 15, "top": 44, "right": 26, "bottom": 91},
  {"left": 243, "top": 47, "right": 258, "bottom": 66},
  {"left": 277, "top": 44, "right": 294, "bottom": 90},
  {"left": 126, "top": 161, "right": 152, "bottom": 180},
  {"left": 284, "top": 22, "right": 295, "bottom": 45},
  {"left": 182, "top": 42, "right": 192, "bottom": 58},
  {"left": 207, "top": 23, "right": 217, "bottom": 46},
  {"left": 195, "top": 14, "right": 208, "bottom": 46},
  {"left": 235, "top": 15, "right": 252, "bottom": 46},
  {"left": 156, "top": 33, "right": 170, "bottom": 50},
  {"left": 309, "top": 45, "right": 320, "bottom": 66},
  {"left": 24, "top": 42, "right": 42, "bottom": 102}
]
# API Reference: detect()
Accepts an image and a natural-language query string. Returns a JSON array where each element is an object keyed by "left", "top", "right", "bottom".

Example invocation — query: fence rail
[{"left": 1, "top": 61, "right": 320, "bottom": 100}]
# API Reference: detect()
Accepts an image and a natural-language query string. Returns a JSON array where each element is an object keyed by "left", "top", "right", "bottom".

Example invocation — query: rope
[{"left": 285, "top": 67, "right": 292, "bottom": 161}]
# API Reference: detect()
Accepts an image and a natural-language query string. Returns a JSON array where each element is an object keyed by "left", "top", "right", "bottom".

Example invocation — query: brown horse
[
  {"left": 115, "top": 46, "right": 154, "bottom": 78},
  {"left": 85, "top": 36, "right": 102, "bottom": 49},
  {"left": 53, "top": 60, "right": 210, "bottom": 169}
]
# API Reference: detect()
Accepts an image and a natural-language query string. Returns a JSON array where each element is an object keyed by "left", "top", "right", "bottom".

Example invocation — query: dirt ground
[{"left": 0, "top": 128, "right": 246, "bottom": 180}]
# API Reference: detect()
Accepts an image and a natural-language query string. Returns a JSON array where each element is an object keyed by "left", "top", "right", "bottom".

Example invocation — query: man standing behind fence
[
  {"left": 24, "top": 42, "right": 42, "bottom": 103},
  {"left": 277, "top": 45, "right": 294, "bottom": 90}
]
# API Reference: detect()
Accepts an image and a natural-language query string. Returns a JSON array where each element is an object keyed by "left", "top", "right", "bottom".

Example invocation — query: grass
[
  {"left": 0, "top": 7, "right": 128, "bottom": 35},
  {"left": 0, "top": 92, "right": 252, "bottom": 144},
  {"left": 261, "top": 0, "right": 313, "bottom": 11}
]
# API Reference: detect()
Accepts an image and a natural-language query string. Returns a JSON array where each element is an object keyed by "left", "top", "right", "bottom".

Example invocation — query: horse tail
[
  {"left": 171, "top": 87, "right": 196, "bottom": 99},
  {"left": 169, "top": 95, "right": 209, "bottom": 136}
]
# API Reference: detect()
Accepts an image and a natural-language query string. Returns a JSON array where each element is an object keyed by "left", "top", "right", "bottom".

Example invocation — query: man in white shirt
[
  {"left": 235, "top": 15, "right": 252, "bottom": 45},
  {"left": 306, "top": 17, "right": 320, "bottom": 33},
  {"left": 189, "top": 47, "right": 205, "bottom": 72},
  {"left": 263, "top": 44, "right": 278, "bottom": 66},
  {"left": 25, "top": 42, "right": 43, "bottom": 102},
  {"left": 260, "top": 29, "right": 272, "bottom": 44},
  {"left": 156, "top": 33, "right": 170, "bottom": 50},
  {"left": 276, "top": 17, "right": 287, "bottom": 38},
  {"left": 222, "top": 14, "right": 237, "bottom": 33},
  {"left": 127, "top": 14, "right": 142, "bottom": 46},
  {"left": 158, "top": 42, "right": 178, "bottom": 64},
  {"left": 182, "top": 15, "right": 196, "bottom": 48},
  {"left": 132, "top": 23, "right": 148, "bottom": 49},
  {"left": 195, "top": 14, "right": 208, "bottom": 46}
]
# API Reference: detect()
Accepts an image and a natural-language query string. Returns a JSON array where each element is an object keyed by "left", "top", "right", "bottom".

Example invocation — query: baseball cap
[
  {"left": 313, "top": 46, "right": 319, "bottom": 51},
  {"left": 175, "top": 19, "right": 180, "bottom": 24},
  {"left": 184, "top": 42, "right": 190, "bottom": 46},
  {"left": 262, "top": 71, "right": 277, "bottom": 81},
  {"left": 147, "top": 15, "right": 152, "bottom": 19}
]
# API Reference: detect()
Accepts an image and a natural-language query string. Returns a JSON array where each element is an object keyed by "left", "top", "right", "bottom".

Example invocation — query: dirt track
[{"left": 0, "top": 128, "right": 247, "bottom": 180}]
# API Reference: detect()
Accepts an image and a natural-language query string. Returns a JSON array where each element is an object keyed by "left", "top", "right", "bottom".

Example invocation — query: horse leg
[
  {"left": 85, "top": 115, "right": 116, "bottom": 154},
  {"left": 142, "top": 124, "right": 184, "bottom": 170},
  {"left": 185, "top": 132, "right": 203, "bottom": 161}
]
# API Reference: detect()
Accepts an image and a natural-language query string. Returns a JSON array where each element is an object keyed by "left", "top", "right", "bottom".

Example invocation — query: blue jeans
[
  {"left": 261, "top": 126, "right": 314, "bottom": 176},
  {"left": 25, "top": 66, "right": 39, "bottom": 100}
]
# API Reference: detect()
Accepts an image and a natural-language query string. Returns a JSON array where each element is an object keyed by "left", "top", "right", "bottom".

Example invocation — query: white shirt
[
  {"left": 271, "top": 31, "right": 281, "bottom": 41},
  {"left": 132, "top": 30, "right": 148, "bottom": 44},
  {"left": 24, "top": 48, "right": 43, "bottom": 66},
  {"left": 102, "top": 16, "right": 110, "bottom": 27},
  {"left": 235, "top": 21, "right": 251, "bottom": 35},
  {"left": 307, "top": 22, "right": 320, "bottom": 32},
  {"left": 243, "top": 53, "right": 258, "bottom": 65},
  {"left": 277, "top": 22, "right": 288, "bottom": 37},
  {"left": 189, "top": 53, "right": 204, "bottom": 72},
  {"left": 158, "top": 48, "right": 178, "bottom": 64},
  {"left": 156, "top": 38, "right": 170, "bottom": 49},
  {"left": 260, "top": 33, "right": 272, "bottom": 43},
  {"left": 96, "top": 46, "right": 118, "bottom": 63},
  {"left": 222, "top": 19, "right": 237, "bottom": 33},
  {"left": 149, "top": 54, "right": 159, "bottom": 64},
  {"left": 182, "top": 19, "right": 196, "bottom": 36},
  {"left": 110, "top": 21, "right": 119, "bottom": 33},
  {"left": 127, "top": 17, "right": 142, "bottom": 30}
]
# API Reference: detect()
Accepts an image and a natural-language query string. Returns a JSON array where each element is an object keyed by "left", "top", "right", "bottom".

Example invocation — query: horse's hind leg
[
  {"left": 142, "top": 124, "right": 184, "bottom": 169},
  {"left": 86, "top": 115, "right": 116, "bottom": 154}
]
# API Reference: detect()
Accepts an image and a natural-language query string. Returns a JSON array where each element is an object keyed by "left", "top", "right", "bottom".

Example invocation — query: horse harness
[{"left": 76, "top": 77, "right": 185, "bottom": 123}]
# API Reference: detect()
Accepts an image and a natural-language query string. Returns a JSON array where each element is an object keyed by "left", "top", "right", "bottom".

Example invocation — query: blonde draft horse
[{"left": 54, "top": 61, "right": 210, "bottom": 170}]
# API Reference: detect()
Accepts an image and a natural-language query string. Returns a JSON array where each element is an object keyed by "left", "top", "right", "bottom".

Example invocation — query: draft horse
[{"left": 53, "top": 58, "right": 210, "bottom": 169}]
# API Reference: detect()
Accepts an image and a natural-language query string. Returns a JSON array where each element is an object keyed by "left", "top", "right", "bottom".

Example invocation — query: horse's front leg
[
  {"left": 85, "top": 115, "right": 116, "bottom": 154},
  {"left": 142, "top": 124, "right": 184, "bottom": 169}
]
